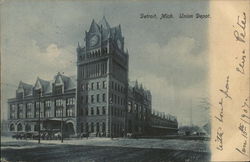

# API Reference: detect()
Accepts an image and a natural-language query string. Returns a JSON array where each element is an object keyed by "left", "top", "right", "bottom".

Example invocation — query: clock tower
[{"left": 76, "top": 17, "right": 129, "bottom": 137}]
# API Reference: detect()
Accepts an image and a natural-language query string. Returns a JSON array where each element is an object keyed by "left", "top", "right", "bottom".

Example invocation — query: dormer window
[
  {"left": 16, "top": 92, "right": 23, "bottom": 98},
  {"left": 54, "top": 85, "right": 62, "bottom": 94},
  {"left": 34, "top": 89, "right": 42, "bottom": 97}
]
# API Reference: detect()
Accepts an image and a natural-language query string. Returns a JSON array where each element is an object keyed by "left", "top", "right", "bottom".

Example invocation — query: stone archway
[
  {"left": 17, "top": 123, "right": 23, "bottom": 132},
  {"left": 65, "top": 122, "right": 75, "bottom": 136},
  {"left": 9, "top": 123, "right": 15, "bottom": 131},
  {"left": 25, "top": 124, "right": 31, "bottom": 132}
]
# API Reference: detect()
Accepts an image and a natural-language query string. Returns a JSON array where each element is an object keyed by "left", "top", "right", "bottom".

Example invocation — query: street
[{"left": 1, "top": 137, "right": 210, "bottom": 162}]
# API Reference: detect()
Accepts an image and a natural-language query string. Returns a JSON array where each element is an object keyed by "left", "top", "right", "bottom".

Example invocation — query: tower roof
[{"left": 89, "top": 19, "right": 100, "bottom": 33}]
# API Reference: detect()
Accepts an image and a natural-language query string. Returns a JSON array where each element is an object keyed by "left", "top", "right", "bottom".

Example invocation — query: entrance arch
[
  {"left": 10, "top": 124, "right": 15, "bottom": 131},
  {"left": 65, "top": 122, "right": 75, "bottom": 136},
  {"left": 25, "top": 124, "right": 31, "bottom": 132},
  {"left": 17, "top": 123, "right": 23, "bottom": 131}
]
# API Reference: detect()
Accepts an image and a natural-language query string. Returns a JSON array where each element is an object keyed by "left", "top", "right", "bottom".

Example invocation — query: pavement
[
  {"left": 1, "top": 136, "right": 210, "bottom": 152},
  {"left": 1, "top": 136, "right": 211, "bottom": 162}
]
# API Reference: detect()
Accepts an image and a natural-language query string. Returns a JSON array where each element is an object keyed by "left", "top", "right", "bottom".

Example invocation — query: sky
[{"left": 1, "top": 0, "right": 210, "bottom": 126}]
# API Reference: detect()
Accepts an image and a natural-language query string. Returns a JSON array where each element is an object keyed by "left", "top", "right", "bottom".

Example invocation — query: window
[
  {"left": 18, "top": 104, "right": 23, "bottom": 119},
  {"left": 102, "top": 93, "right": 106, "bottom": 102},
  {"left": 91, "top": 123, "right": 94, "bottom": 132},
  {"left": 85, "top": 95, "right": 88, "bottom": 104},
  {"left": 35, "top": 102, "right": 43, "bottom": 118},
  {"left": 55, "top": 107, "right": 62, "bottom": 117},
  {"left": 114, "top": 95, "right": 117, "bottom": 104},
  {"left": 34, "top": 89, "right": 42, "bottom": 97},
  {"left": 86, "top": 123, "right": 89, "bottom": 132},
  {"left": 111, "top": 81, "right": 114, "bottom": 89},
  {"left": 81, "top": 84, "right": 85, "bottom": 91},
  {"left": 10, "top": 105, "right": 16, "bottom": 119},
  {"left": 67, "top": 107, "right": 73, "bottom": 117},
  {"left": 96, "top": 122, "right": 100, "bottom": 132},
  {"left": 118, "top": 96, "right": 120, "bottom": 105},
  {"left": 96, "top": 94, "right": 100, "bottom": 102},
  {"left": 86, "top": 83, "right": 89, "bottom": 90},
  {"left": 26, "top": 103, "right": 32, "bottom": 118},
  {"left": 55, "top": 99, "right": 63, "bottom": 106},
  {"left": 111, "top": 107, "right": 114, "bottom": 116},
  {"left": 102, "top": 122, "right": 106, "bottom": 132},
  {"left": 111, "top": 94, "right": 114, "bottom": 103},
  {"left": 115, "top": 83, "right": 117, "bottom": 91},
  {"left": 91, "top": 107, "right": 94, "bottom": 115},
  {"left": 45, "top": 107, "right": 51, "bottom": 117},
  {"left": 91, "top": 82, "right": 94, "bottom": 90},
  {"left": 54, "top": 85, "right": 62, "bottom": 94},
  {"left": 67, "top": 98, "right": 75, "bottom": 105},
  {"left": 102, "top": 106, "right": 106, "bottom": 115},
  {"left": 96, "top": 107, "right": 100, "bottom": 115},
  {"left": 91, "top": 95, "right": 94, "bottom": 103},
  {"left": 35, "top": 103, "right": 40, "bottom": 118},
  {"left": 85, "top": 108, "right": 88, "bottom": 116},
  {"left": 134, "top": 103, "right": 138, "bottom": 113},
  {"left": 97, "top": 82, "right": 100, "bottom": 89},
  {"left": 128, "top": 101, "right": 132, "bottom": 113},
  {"left": 103, "top": 81, "right": 106, "bottom": 89},
  {"left": 45, "top": 100, "right": 51, "bottom": 107}
]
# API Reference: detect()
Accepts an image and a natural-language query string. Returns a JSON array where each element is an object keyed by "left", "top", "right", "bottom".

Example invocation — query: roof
[
  {"left": 88, "top": 17, "right": 122, "bottom": 41},
  {"left": 128, "top": 80, "right": 151, "bottom": 97},
  {"left": 17, "top": 81, "right": 33, "bottom": 96},
  {"left": 54, "top": 72, "right": 76, "bottom": 90},
  {"left": 16, "top": 73, "right": 76, "bottom": 97},
  {"left": 89, "top": 19, "right": 100, "bottom": 33}
]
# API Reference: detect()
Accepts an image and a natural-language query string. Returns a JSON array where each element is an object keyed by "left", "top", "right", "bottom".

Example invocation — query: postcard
[{"left": 0, "top": 0, "right": 249, "bottom": 162}]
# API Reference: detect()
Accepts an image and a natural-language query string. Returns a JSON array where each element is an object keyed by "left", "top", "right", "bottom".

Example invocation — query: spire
[
  {"left": 89, "top": 19, "right": 100, "bottom": 33},
  {"left": 98, "top": 16, "right": 110, "bottom": 30},
  {"left": 140, "top": 83, "right": 143, "bottom": 90},
  {"left": 135, "top": 80, "right": 138, "bottom": 88}
]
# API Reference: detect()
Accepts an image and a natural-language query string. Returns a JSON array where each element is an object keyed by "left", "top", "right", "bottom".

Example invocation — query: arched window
[
  {"left": 10, "top": 124, "right": 15, "bottom": 131},
  {"left": 91, "top": 122, "right": 94, "bottom": 132},
  {"left": 17, "top": 123, "right": 23, "bottom": 131},
  {"left": 34, "top": 124, "right": 39, "bottom": 131},
  {"left": 25, "top": 124, "right": 31, "bottom": 132},
  {"left": 96, "top": 122, "right": 99, "bottom": 132},
  {"left": 102, "top": 122, "right": 105, "bottom": 132},
  {"left": 85, "top": 123, "right": 89, "bottom": 132}
]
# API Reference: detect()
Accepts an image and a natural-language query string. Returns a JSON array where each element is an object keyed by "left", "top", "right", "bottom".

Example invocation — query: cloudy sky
[{"left": 1, "top": 0, "right": 210, "bottom": 126}]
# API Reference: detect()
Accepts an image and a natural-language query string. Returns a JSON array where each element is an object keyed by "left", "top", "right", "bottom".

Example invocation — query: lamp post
[
  {"left": 109, "top": 98, "right": 113, "bottom": 139},
  {"left": 38, "top": 90, "right": 41, "bottom": 144},
  {"left": 61, "top": 106, "right": 64, "bottom": 143}
]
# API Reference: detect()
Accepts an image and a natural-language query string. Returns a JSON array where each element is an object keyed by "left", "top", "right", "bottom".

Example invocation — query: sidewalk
[{"left": 1, "top": 136, "right": 210, "bottom": 153}]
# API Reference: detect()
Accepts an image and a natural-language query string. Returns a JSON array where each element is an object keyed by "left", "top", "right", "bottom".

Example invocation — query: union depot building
[{"left": 7, "top": 17, "right": 178, "bottom": 137}]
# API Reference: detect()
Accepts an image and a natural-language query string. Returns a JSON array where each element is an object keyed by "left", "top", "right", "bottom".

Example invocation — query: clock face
[
  {"left": 117, "top": 39, "right": 122, "bottom": 50},
  {"left": 89, "top": 35, "right": 99, "bottom": 47}
]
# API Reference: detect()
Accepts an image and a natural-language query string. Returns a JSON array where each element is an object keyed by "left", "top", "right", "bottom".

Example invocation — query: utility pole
[
  {"left": 190, "top": 99, "right": 193, "bottom": 127},
  {"left": 38, "top": 91, "right": 41, "bottom": 144}
]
